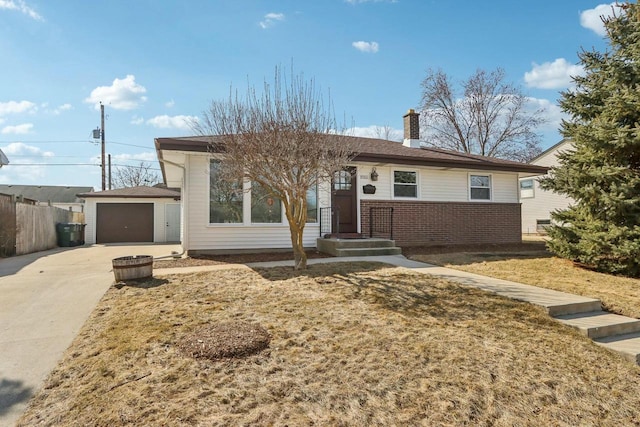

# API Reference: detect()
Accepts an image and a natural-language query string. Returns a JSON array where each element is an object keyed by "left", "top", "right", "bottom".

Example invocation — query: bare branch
[
  {"left": 420, "top": 67, "right": 545, "bottom": 162},
  {"left": 112, "top": 161, "right": 161, "bottom": 189}
]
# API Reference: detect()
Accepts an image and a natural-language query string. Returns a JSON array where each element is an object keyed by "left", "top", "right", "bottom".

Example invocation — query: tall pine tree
[{"left": 541, "top": 2, "right": 640, "bottom": 276}]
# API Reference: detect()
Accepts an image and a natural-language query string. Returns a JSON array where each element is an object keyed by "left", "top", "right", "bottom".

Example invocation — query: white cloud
[
  {"left": 0, "top": 0, "right": 43, "bottom": 21},
  {"left": 0, "top": 142, "right": 54, "bottom": 182},
  {"left": 165, "top": 99, "right": 175, "bottom": 108},
  {"left": 526, "top": 97, "right": 565, "bottom": 132},
  {"left": 112, "top": 151, "right": 157, "bottom": 163},
  {"left": 1, "top": 123, "right": 33, "bottom": 134},
  {"left": 1, "top": 142, "right": 53, "bottom": 156},
  {"left": 146, "top": 115, "right": 197, "bottom": 130},
  {"left": 352, "top": 41, "right": 379, "bottom": 53},
  {"left": 45, "top": 103, "right": 72, "bottom": 115},
  {"left": 84, "top": 75, "right": 148, "bottom": 110},
  {"left": 130, "top": 115, "right": 144, "bottom": 125},
  {"left": 524, "top": 58, "right": 584, "bottom": 89},
  {"left": 348, "top": 125, "right": 402, "bottom": 141},
  {"left": 580, "top": 3, "right": 624, "bottom": 36},
  {"left": 0, "top": 100, "right": 36, "bottom": 116},
  {"left": 259, "top": 12, "right": 284, "bottom": 29}
]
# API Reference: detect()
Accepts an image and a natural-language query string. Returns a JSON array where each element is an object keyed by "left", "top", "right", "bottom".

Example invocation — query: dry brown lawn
[
  {"left": 19, "top": 262, "right": 640, "bottom": 426},
  {"left": 410, "top": 251, "right": 640, "bottom": 320}
]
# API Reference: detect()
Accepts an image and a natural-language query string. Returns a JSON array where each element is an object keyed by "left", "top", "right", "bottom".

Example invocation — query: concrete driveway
[{"left": 0, "top": 243, "right": 181, "bottom": 427}]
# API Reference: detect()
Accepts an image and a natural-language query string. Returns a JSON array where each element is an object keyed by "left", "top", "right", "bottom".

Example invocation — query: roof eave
[{"left": 353, "top": 153, "right": 548, "bottom": 174}]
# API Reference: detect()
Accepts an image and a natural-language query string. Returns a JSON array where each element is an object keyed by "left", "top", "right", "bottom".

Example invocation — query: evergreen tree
[{"left": 541, "top": 2, "right": 640, "bottom": 276}]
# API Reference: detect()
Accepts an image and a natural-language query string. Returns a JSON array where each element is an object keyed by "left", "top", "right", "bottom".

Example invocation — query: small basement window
[
  {"left": 520, "top": 179, "right": 534, "bottom": 199},
  {"left": 536, "top": 219, "right": 551, "bottom": 234},
  {"left": 469, "top": 174, "right": 491, "bottom": 201},
  {"left": 393, "top": 171, "right": 417, "bottom": 198}
]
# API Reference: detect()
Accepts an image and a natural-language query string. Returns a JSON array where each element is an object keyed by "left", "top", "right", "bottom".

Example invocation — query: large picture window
[
  {"left": 393, "top": 171, "right": 417, "bottom": 198},
  {"left": 251, "top": 182, "right": 282, "bottom": 223},
  {"left": 209, "top": 160, "right": 243, "bottom": 223},
  {"left": 470, "top": 174, "right": 491, "bottom": 201}
]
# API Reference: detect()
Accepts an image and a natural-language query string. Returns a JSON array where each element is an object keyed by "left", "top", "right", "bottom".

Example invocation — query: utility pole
[
  {"left": 100, "top": 102, "right": 106, "bottom": 191},
  {"left": 108, "top": 154, "right": 112, "bottom": 190}
]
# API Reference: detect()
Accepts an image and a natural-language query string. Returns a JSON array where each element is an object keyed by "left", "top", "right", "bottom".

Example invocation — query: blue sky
[{"left": 0, "top": 0, "right": 618, "bottom": 189}]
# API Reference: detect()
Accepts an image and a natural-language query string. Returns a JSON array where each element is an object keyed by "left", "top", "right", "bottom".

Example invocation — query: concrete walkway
[
  {"left": 158, "top": 254, "right": 640, "bottom": 365},
  {"left": 0, "top": 244, "right": 181, "bottom": 427}
]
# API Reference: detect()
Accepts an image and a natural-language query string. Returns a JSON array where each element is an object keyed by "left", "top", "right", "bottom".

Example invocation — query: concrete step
[
  {"left": 555, "top": 311, "right": 640, "bottom": 339},
  {"left": 546, "top": 299, "right": 603, "bottom": 317},
  {"left": 318, "top": 238, "right": 396, "bottom": 249},
  {"left": 333, "top": 247, "right": 403, "bottom": 257},
  {"left": 595, "top": 332, "right": 640, "bottom": 365}
]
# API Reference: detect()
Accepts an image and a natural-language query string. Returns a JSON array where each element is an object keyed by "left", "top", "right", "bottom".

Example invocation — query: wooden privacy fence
[
  {"left": 0, "top": 194, "right": 85, "bottom": 256},
  {"left": 0, "top": 193, "right": 16, "bottom": 257}
]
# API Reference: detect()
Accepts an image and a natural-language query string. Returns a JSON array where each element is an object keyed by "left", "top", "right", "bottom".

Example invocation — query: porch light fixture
[{"left": 370, "top": 167, "right": 378, "bottom": 181}]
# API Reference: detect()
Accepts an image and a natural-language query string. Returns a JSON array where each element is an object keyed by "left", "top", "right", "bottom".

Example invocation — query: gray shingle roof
[
  {"left": 155, "top": 134, "right": 548, "bottom": 175},
  {"left": 0, "top": 185, "right": 94, "bottom": 203},
  {"left": 77, "top": 186, "right": 180, "bottom": 199}
]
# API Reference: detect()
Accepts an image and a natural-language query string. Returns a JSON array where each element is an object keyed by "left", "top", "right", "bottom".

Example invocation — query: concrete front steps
[
  {"left": 316, "top": 238, "right": 402, "bottom": 257},
  {"left": 407, "top": 264, "right": 640, "bottom": 365},
  {"left": 556, "top": 311, "right": 640, "bottom": 364}
]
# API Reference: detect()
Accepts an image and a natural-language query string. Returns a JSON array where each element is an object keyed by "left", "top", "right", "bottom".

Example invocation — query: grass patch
[
  {"left": 410, "top": 251, "right": 640, "bottom": 320},
  {"left": 19, "top": 262, "right": 640, "bottom": 426}
]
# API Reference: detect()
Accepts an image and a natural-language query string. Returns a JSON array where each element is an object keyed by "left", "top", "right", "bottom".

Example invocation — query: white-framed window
[
  {"left": 306, "top": 184, "right": 318, "bottom": 223},
  {"left": 393, "top": 170, "right": 418, "bottom": 198},
  {"left": 520, "top": 179, "right": 534, "bottom": 199},
  {"left": 469, "top": 174, "right": 491, "bottom": 201},
  {"left": 209, "top": 160, "right": 243, "bottom": 223},
  {"left": 251, "top": 182, "right": 282, "bottom": 224}
]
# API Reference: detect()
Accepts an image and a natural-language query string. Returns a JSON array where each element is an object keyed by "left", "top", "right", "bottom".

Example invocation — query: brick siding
[{"left": 361, "top": 200, "right": 521, "bottom": 247}]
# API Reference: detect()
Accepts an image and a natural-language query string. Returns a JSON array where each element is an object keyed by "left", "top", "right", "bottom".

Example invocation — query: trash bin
[
  {"left": 56, "top": 223, "right": 87, "bottom": 247},
  {"left": 56, "top": 223, "right": 73, "bottom": 247}
]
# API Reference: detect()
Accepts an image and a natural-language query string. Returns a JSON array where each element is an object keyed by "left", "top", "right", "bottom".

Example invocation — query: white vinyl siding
[
  {"left": 355, "top": 164, "right": 519, "bottom": 203},
  {"left": 521, "top": 141, "right": 574, "bottom": 234}
]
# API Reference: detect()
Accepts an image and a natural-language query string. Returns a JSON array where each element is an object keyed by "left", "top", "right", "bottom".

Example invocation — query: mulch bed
[{"left": 178, "top": 321, "right": 271, "bottom": 361}]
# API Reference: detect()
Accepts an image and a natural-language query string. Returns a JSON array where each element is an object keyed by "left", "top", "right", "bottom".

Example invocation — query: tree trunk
[{"left": 289, "top": 224, "right": 307, "bottom": 270}]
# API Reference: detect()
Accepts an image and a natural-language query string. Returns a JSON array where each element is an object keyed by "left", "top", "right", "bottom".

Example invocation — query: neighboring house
[
  {"left": 0, "top": 185, "right": 92, "bottom": 212},
  {"left": 0, "top": 148, "right": 8, "bottom": 168},
  {"left": 78, "top": 186, "right": 181, "bottom": 245},
  {"left": 155, "top": 110, "right": 547, "bottom": 255},
  {"left": 520, "top": 140, "right": 574, "bottom": 234}
]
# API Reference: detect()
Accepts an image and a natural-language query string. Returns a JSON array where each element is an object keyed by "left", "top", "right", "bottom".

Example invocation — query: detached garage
[{"left": 78, "top": 186, "right": 181, "bottom": 245}]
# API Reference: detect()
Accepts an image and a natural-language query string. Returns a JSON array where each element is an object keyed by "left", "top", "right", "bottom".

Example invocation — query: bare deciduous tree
[
  {"left": 112, "top": 161, "right": 161, "bottom": 188},
  {"left": 372, "top": 124, "right": 402, "bottom": 141},
  {"left": 420, "top": 68, "right": 545, "bottom": 162},
  {"left": 194, "top": 67, "right": 354, "bottom": 270}
]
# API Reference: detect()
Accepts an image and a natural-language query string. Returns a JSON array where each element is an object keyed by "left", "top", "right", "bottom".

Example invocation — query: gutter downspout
[{"left": 158, "top": 157, "right": 188, "bottom": 258}]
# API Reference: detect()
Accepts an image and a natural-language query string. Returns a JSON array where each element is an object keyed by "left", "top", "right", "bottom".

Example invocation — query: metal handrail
[
  {"left": 369, "top": 207, "right": 394, "bottom": 239},
  {"left": 319, "top": 207, "right": 340, "bottom": 237}
]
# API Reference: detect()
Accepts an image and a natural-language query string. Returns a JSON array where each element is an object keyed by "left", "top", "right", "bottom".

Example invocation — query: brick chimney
[{"left": 402, "top": 109, "right": 421, "bottom": 148}]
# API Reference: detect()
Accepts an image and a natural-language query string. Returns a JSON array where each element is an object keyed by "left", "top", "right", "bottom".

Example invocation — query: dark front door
[
  {"left": 331, "top": 167, "right": 357, "bottom": 233},
  {"left": 96, "top": 203, "right": 154, "bottom": 243}
]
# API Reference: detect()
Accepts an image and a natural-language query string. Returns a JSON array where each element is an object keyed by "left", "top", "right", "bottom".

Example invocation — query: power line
[
  {"left": 0, "top": 140, "right": 155, "bottom": 150},
  {"left": 6, "top": 163, "right": 161, "bottom": 170}
]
